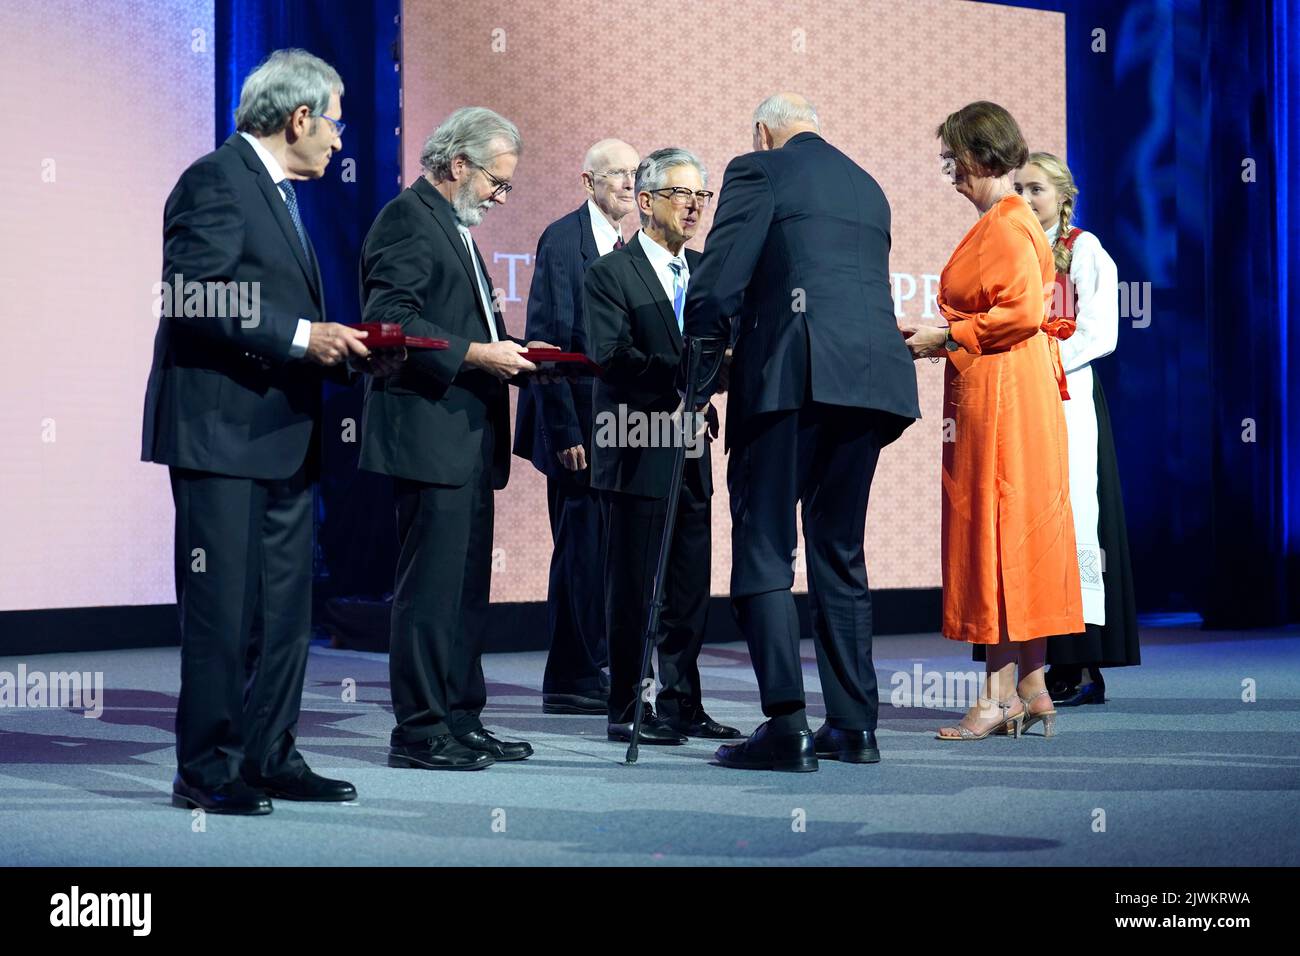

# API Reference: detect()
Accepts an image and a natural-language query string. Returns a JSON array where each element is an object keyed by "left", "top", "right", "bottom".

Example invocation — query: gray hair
[
  {"left": 634, "top": 147, "right": 707, "bottom": 226},
  {"left": 753, "top": 93, "right": 820, "bottom": 133},
  {"left": 420, "top": 107, "right": 523, "bottom": 181},
  {"left": 234, "top": 49, "right": 343, "bottom": 136}
]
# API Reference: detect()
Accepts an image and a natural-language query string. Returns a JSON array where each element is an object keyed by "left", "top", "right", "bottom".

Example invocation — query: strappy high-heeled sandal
[
  {"left": 1019, "top": 689, "right": 1058, "bottom": 737},
  {"left": 936, "top": 696, "right": 1025, "bottom": 741}
]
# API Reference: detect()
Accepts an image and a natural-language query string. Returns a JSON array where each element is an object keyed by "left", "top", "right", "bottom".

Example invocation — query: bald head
[
  {"left": 582, "top": 138, "right": 640, "bottom": 223},
  {"left": 752, "top": 93, "right": 820, "bottom": 150}
]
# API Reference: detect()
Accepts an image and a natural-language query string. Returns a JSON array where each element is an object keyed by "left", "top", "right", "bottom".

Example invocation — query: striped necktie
[{"left": 669, "top": 259, "right": 686, "bottom": 331}]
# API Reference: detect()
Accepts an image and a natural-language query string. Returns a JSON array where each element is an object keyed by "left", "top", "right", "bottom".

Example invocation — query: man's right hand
[
  {"left": 306, "top": 323, "right": 370, "bottom": 366},
  {"left": 557, "top": 444, "right": 587, "bottom": 471},
  {"left": 465, "top": 340, "right": 538, "bottom": 381},
  {"left": 716, "top": 346, "right": 734, "bottom": 393}
]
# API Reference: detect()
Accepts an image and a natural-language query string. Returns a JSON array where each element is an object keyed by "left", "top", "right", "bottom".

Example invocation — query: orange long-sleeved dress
[{"left": 937, "top": 195, "right": 1084, "bottom": 644}]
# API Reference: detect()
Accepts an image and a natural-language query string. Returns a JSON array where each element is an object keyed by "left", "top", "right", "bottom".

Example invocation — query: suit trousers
[
  {"left": 169, "top": 464, "right": 313, "bottom": 788},
  {"left": 542, "top": 475, "right": 609, "bottom": 694},
  {"left": 728, "top": 403, "right": 892, "bottom": 731},
  {"left": 600, "top": 461, "right": 711, "bottom": 722},
  {"left": 388, "top": 428, "right": 494, "bottom": 744}
]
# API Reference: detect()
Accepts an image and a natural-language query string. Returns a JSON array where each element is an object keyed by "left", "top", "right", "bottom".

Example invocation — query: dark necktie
[
  {"left": 613, "top": 235, "right": 625, "bottom": 250},
  {"left": 278, "top": 180, "right": 311, "bottom": 259}
]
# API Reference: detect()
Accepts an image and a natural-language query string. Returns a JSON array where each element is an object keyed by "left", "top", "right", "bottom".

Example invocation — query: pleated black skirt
[{"left": 974, "top": 371, "right": 1141, "bottom": 668}]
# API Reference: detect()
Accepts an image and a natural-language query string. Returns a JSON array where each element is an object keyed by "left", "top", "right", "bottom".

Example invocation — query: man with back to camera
[{"left": 682, "top": 94, "right": 921, "bottom": 772}]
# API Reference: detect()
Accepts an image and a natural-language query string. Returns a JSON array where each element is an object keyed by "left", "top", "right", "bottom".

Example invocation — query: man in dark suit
[
  {"left": 359, "top": 107, "right": 553, "bottom": 771},
  {"left": 586, "top": 148, "right": 741, "bottom": 745},
  {"left": 513, "top": 138, "right": 639, "bottom": 715},
  {"left": 683, "top": 94, "right": 921, "bottom": 772},
  {"left": 143, "top": 50, "right": 381, "bottom": 814}
]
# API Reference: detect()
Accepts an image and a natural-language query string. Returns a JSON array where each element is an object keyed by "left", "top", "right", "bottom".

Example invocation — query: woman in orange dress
[{"left": 902, "top": 101, "right": 1083, "bottom": 740}]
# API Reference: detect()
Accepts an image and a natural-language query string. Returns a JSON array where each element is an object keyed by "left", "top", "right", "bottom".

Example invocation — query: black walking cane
[{"left": 625, "top": 335, "right": 705, "bottom": 764}]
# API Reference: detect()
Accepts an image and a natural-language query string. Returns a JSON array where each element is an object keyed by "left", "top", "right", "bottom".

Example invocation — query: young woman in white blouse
[{"left": 1010, "top": 152, "right": 1141, "bottom": 706}]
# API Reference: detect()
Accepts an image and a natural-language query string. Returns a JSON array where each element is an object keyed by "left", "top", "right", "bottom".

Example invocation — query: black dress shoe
[
  {"left": 715, "top": 721, "right": 818, "bottom": 772},
  {"left": 662, "top": 709, "right": 743, "bottom": 740},
  {"left": 456, "top": 728, "right": 533, "bottom": 761},
  {"left": 607, "top": 705, "right": 687, "bottom": 745},
  {"left": 251, "top": 768, "right": 357, "bottom": 802},
  {"left": 813, "top": 724, "right": 880, "bottom": 763},
  {"left": 1055, "top": 680, "right": 1106, "bottom": 707},
  {"left": 543, "top": 692, "right": 609, "bottom": 715},
  {"left": 388, "top": 735, "right": 495, "bottom": 771},
  {"left": 171, "top": 775, "right": 272, "bottom": 815}
]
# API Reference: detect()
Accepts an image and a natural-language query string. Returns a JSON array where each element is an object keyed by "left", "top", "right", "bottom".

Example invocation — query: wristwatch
[{"left": 944, "top": 327, "right": 960, "bottom": 352}]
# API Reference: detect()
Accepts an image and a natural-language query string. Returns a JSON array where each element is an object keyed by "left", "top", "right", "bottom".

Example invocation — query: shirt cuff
[
  {"left": 288, "top": 318, "right": 312, "bottom": 359},
  {"left": 948, "top": 319, "right": 982, "bottom": 355}
]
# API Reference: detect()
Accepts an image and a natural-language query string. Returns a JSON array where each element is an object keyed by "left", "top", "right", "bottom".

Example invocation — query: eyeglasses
[
  {"left": 594, "top": 168, "right": 637, "bottom": 182},
  {"left": 647, "top": 187, "right": 714, "bottom": 207},
  {"left": 470, "top": 161, "right": 513, "bottom": 199},
  {"left": 313, "top": 113, "right": 346, "bottom": 138}
]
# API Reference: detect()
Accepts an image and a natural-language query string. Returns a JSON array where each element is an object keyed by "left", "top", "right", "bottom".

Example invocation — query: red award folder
[
  {"left": 519, "top": 348, "right": 604, "bottom": 378},
  {"left": 353, "top": 322, "right": 449, "bottom": 350}
]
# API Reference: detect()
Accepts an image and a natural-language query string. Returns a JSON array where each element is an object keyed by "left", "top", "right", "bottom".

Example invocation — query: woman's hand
[{"left": 900, "top": 324, "right": 949, "bottom": 360}]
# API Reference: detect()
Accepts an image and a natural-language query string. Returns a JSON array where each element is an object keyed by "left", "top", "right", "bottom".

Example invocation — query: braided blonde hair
[{"left": 1027, "top": 151, "right": 1079, "bottom": 273}]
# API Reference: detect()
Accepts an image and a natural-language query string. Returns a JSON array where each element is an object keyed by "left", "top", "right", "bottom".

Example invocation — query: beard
[{"left": 453, "top": 178, "right": 493, "bottom": 226}]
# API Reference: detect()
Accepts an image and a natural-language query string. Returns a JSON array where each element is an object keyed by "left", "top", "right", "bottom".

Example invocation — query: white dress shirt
[
  {"left": 456, "top": 223, "right": 500, "bottom": 342},
  {"left": 1052, "top": 223, "right": 1119, "bottom": 374},
  {"left": 636, "top": 230, "right": 689, "bottom": 321},
  {"left": 587, "top": 199, "right": 624, "bottom": 256},
  {"left": 240, "top": 132, "right": 312, "bottom": 358}
]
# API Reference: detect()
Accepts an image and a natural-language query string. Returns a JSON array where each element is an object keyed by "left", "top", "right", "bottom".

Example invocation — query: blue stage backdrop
[{"left": 212, "top": 0, "right": 1298, "bottom": 628}]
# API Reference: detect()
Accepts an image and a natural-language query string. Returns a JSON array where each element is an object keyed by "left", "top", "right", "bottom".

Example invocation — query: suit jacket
[
  {"left": 357, "top": 176, "right": 516, "bottom": 490},
  {"left": 683, "top": 131, "right": 920, "bottom": 447},
  {"left": 513, "top": 202, "right": 601, "bottom": 482},
  {"left": 141, "top": 133, "right": 335, "bottom": 480},
  {"left": 586, "top": 235, "right": 711, "bottom": 500}
]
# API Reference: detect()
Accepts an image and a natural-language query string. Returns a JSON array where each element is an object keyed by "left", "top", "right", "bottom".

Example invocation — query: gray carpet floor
[{"left": 1, "top": 627, "right": 1297, "bottom": 866}]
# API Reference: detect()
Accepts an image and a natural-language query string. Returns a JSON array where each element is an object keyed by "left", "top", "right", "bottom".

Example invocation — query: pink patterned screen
[{"left": 0, "top": 0, "right": 215, "bottom": 611}]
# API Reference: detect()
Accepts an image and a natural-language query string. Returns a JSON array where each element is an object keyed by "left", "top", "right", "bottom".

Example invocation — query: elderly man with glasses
[
  {"left": 513, "top": 138, "right": 641, "bottom": 717},
  {"left": 585, "top": 148, "right": 741, "bottom": 745},
  {"left": 142, "top": 49, "right": 388, "bottom": 815},
  {"left": 358, "top": 107, "right": 554, "bottom": 771}
]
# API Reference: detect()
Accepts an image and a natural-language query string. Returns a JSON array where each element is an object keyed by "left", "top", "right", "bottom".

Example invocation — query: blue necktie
[
  {"left": 669, "top": 259, "right": 686, "bottom": 331},
  {"left": 278, "top": 180, "right": 311, "bottom": 259}
]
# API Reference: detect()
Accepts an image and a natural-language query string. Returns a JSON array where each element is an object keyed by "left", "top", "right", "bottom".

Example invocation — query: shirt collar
[
  {"left": 239, "top": 132, "right": 287, "bottom": 185},
  {"left": 636, "top": 229, "right": 687, "bottom": 274},
  {"left": 587, "top": 199, "right": 622, "bottom": 246}
]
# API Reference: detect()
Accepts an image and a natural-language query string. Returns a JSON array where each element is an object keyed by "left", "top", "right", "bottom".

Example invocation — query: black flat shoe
[
  {"left": 455, "top": 728, "right": 533, "bottom": 761},
  {"left": 662, "top": 709, "right": 743, "bottom": 740},
  {"left": 813, "top": 724, "right": 880, "bottom": 763},
  {"left": 715, "top": 721, "right": 818, "bottom": 772},
  {"left": 388, "top": 735, "right": 495, "bottom": 770},
  {"left": 1055, "top": 680, "right": 1106, "bottom": 707},
  {"left": 543, "top": 692, "right": 608, "bottom": 715},
  {"left": 171, "top": 775, "right": 272, "bottom": 815},
  {"left": 607, "top": 705, "right": 686, "bottom": 745},
  {"left": 250, "top": 768, "right": 357, "bottom": 802}
]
